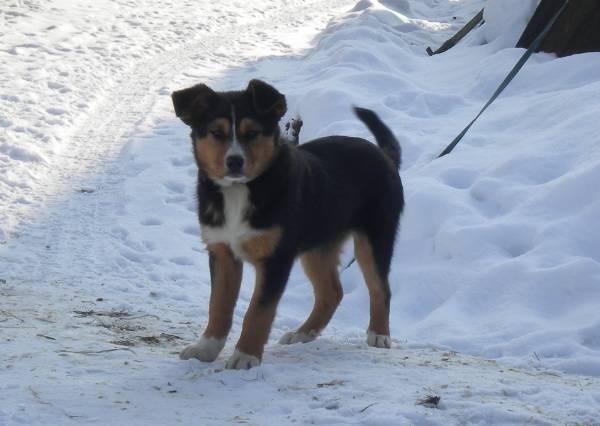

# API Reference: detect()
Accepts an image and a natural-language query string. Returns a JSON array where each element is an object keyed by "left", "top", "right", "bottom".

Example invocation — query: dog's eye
[
  {"left": 245, "top": 130, "right": 260, "bottom": 139},
  {"left": 210, "top": 130, "right": 225, "bottom": 139}
]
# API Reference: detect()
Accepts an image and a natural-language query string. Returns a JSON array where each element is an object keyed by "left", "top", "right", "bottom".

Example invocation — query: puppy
[{"left": 172, "top": 79, "right": 404, "bottom": 369}]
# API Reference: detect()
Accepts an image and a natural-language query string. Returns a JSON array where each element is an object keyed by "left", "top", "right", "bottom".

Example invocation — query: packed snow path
[{"left": 2, "top": 0, "right": 600, "bottom": 424}]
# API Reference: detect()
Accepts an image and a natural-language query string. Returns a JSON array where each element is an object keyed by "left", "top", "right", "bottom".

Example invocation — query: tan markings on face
[
  {"left": 240, "top": 227, "right": 281, "bottom": 265},
  {"left": 194, "top": 118, "right": 231, "bottom": 179},
  {"left": 239, "top": 118, "right": 276, "bottom": 179}
]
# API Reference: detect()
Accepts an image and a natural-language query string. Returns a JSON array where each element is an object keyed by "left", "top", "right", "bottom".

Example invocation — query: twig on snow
[
  {"left": 57, "top": 347, "right": 135, "bottom": 355},
  {"left": 73, "top": 309, "right": 159, "bottom": 320},
  {"left": 0, "top": 309, "right": 24, "bottom": 323},
  {"left": 359, "top": 402, "right": 377, "bottom": 413},
  {"left": 317, "top": 379, "right": 346, "bottom": 388},
  {"left": 36, "top": 334, "right": 56, "bottom": 340},
  {"left": 416, "top": 395, "right": 441, "bottom": 408},
  {"left": 120, "top": 314, "right": 160, "bottom": 320},
  {"left": 29, "top": 386, "right": 83, "bottom": 419},
  {"left": 0, "top": 325, "right": 36, "bottom": 329}
]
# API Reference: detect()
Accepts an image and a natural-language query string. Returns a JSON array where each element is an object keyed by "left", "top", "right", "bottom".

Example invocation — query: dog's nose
[{"left": 226, "top": 155, "right": 244, "bottom": 174}]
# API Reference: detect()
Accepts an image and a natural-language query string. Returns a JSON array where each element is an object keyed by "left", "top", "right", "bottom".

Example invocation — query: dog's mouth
[
  {"left": 224, "top": 172, "right": 247, "bottom": 181},
  {"left": 214, "top": 173, "right": 249, "bottom": 186}
]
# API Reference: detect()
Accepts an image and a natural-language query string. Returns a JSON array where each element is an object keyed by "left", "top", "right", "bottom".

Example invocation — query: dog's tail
[{"left": 353, "top": 107, "right": 401, "bottom": 168}]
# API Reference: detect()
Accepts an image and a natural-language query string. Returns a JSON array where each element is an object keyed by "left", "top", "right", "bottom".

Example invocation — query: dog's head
[{"left": 172, "top": 79, "right": 287, "bottom": 186}]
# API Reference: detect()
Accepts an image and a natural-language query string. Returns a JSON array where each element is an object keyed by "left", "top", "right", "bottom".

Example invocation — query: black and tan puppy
[{"left": 172, "top": 79, "right": 404, "bottom": 369}]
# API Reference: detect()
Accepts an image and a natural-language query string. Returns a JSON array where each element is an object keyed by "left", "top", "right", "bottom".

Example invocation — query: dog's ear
[
  {"left": 246, "top": 79, "right": 287, "bottom": 119},
  {"left": 171, "top": 84, "right": 218, "bottom": 125}
]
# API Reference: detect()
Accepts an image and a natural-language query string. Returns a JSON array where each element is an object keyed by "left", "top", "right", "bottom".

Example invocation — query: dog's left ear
[{"left": 247, "top": 79, "right": 287, "bottom": 119}]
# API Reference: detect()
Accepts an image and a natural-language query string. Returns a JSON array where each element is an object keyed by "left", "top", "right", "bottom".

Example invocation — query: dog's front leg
[
  {"left": 180, "top": 243, "right": 243, "bottom": 362},
  {"left": 225, "top": 255, "right": 294, "bottom": 369}
]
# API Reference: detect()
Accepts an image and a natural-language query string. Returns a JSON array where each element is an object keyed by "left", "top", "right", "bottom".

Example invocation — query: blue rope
[{"left": 438, "top": 0, "right": 570, "bottom": 158}]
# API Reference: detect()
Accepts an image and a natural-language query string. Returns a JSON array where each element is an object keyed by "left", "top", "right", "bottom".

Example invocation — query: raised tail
[{"left": 353, "top": 107, "right": 401, "bottom": 168}]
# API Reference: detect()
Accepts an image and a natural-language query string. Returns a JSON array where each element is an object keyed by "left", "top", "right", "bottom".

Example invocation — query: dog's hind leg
[
  {"left": 353, "top": 232, "right": 393, "bottom": 348},
  {"left": 279, "top": 243, "right": 343, "bottom": 345},
  {"left": 180, "top": 243, "right": 242, "bottom": 362}
]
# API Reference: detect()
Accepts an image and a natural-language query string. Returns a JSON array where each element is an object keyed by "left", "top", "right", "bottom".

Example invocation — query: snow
[
  {"left": 483, "top": 0, "right": 538, "bottom": 47},
  {"left": 2, "top": 0, "right": 600, "bottom": 424}
]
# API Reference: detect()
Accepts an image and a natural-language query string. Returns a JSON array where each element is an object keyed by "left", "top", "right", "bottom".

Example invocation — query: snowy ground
[{"left": 2, "top": 0, "right": 600, "bottom": 424}]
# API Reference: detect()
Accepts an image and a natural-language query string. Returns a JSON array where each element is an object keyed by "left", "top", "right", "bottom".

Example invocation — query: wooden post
[
  {"left": 427, "top": 9, "right": 484, "bottom": 56},
  {"left": 517, "top": 0, "right": 600, "bottom": 57}
]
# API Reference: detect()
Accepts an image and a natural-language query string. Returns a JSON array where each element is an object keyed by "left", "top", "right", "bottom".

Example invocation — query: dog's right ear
[{"left": 171, "top": 84, "right": 218, "bottom": 126}]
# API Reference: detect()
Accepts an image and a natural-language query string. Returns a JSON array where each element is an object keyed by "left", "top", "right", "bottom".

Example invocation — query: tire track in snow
[{"left": 2, "top": 0, "right": 354, "bottom": 283}]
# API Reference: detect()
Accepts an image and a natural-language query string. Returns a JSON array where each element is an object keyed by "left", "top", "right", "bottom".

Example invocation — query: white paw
[
  {"left": 279, "top": 330, "right": 318, "bottom": 345},
  {"left": 367, "top": 330, "right": 391, "bottom": 348},
  {"left": 179, "top": 336, "right": 226, "bottom": 362},
  {"left": 225, "top": 349, "right": 260, "bottom": 370}
]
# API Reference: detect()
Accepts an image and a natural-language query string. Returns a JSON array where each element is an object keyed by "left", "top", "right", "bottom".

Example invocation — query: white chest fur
[{"left": 201, "top": 184, "right": 257, "bottom": 259}]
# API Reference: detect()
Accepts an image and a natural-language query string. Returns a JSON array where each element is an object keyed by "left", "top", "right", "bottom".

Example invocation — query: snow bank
[
  {"left": 268, "top": 0, "right": 600, "bottom": 377},
  {"left": 483, "top": 0, "right": 538, "bottom": 47}
]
